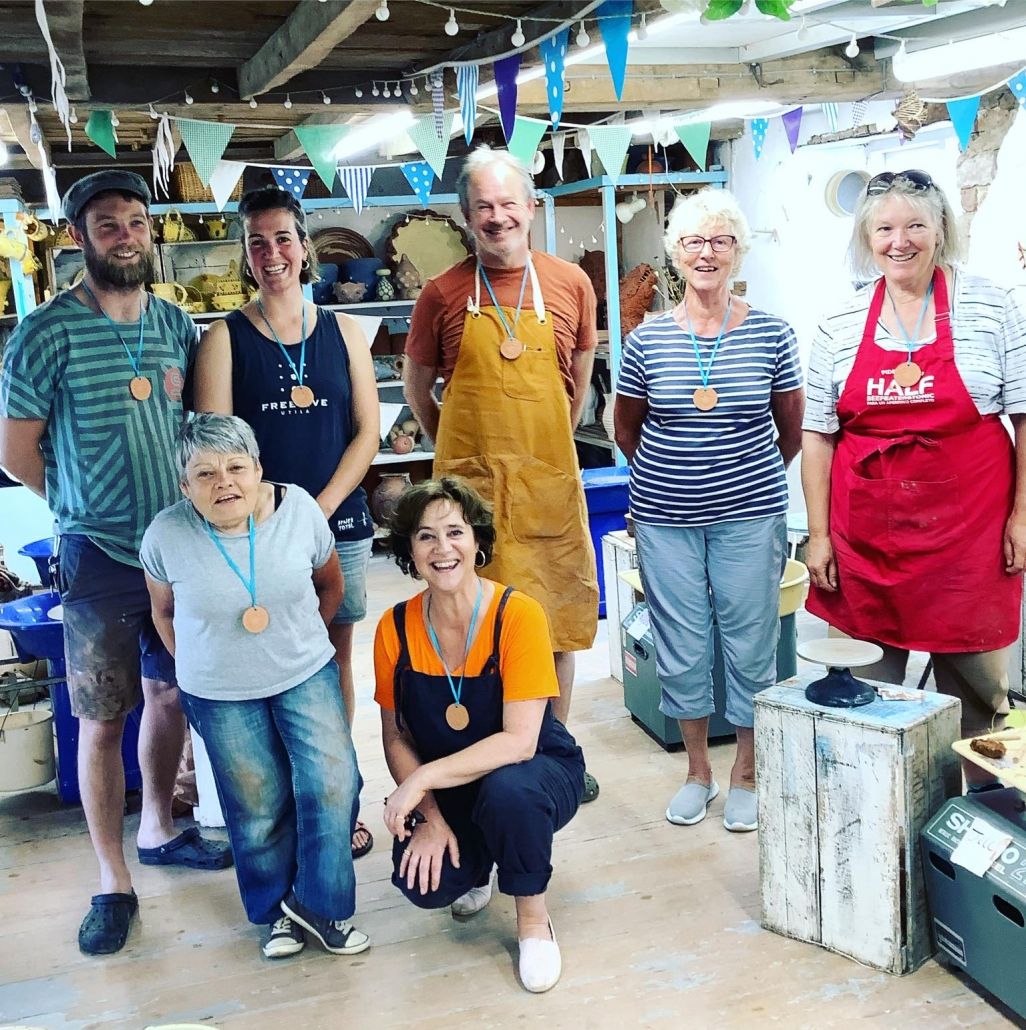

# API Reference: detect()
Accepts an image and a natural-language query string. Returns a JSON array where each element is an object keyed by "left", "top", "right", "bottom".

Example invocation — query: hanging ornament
[{"left": 892, "top": 88, "right": 926, "bottom": 142}]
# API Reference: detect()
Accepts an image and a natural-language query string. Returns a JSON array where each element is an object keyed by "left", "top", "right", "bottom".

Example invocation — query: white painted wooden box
[
  {"left": 601, "top": 530, "right": 639, "bottom": 683},
  {"left": 755, "top": 684, "right": 961, "bottom": 974}
]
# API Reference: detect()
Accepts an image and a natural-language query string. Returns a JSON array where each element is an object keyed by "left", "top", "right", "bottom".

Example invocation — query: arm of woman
[
  {"left": 314, "top": 314, "right": 381, "bottom": 520},
  {"left": 1004, "top": 413, "right": 1026, "bottom": 574},
  {"left": 192, "top": 319, "right": 234, "bottom": 414},
  {"left": 772, "top": 388, "right": 806, "bottom": 468},
  {"left": 614, "top": 394, "right": 648, "bottom": 462},
  {"left": 802, "top": 430, "right": 838, "bottom": 591},
  {"left": 311, "top": 550, "right": 344, "bottom": 627},
  {"left": 144, "top": 574, "right": 176, "bottom": 657}
]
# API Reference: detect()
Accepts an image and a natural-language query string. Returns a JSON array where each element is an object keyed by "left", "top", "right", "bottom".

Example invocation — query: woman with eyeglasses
[
  {"left": 613, "top": 188, "right": 805, "bottom": 832},
  {"left": 802, "top": 170, "right": 1026, "bottom": 786}
]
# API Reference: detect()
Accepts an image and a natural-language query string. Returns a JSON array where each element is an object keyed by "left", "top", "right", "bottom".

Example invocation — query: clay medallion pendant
[
  {"left": 445, "top": 703, "right": 470, "bottom": 731},
  {"left": 893, "top": 361, "right": 922, "bottom": 388},
  {"left": 291, "top": 385, "right": 315, "bottom": 408},
  {"left": 242, "top": 605, "right": 270, "bottom": 634},
  {"left": 129, "top": 376, "right": 152, "bottom": 401},
  {"left": 693, "top": 386, "right": 719, "bottom": 411},
  {"left": 500, "top": 337, "right": 524, "bottom": 361}
]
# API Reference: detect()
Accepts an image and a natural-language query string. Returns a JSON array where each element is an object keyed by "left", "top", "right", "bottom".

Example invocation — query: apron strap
[
  {"left": 471, "top": 257, "right": 547, "bottom": 325},
  {"left": 392, "top": 599, "right": 412, "bottom": 731}
]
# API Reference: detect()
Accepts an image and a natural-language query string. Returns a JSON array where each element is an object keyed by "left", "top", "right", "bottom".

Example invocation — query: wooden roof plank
[{"left": 43, "top": 0, "right": 91, "bottom": 101}]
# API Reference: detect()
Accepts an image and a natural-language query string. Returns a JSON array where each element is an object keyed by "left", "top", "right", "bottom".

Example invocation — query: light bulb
[
  {"left": 249, "top": 97, "right": 258, "bottom": 109},
  {"left": 199, "top": 214, "right": 204, "bottom": 223},
  {"left": 394, "top": 81, "right": 402, "bottom": 95},
  {"left": 532, "top": 150, "right": 545, "bottom": 173},
  {"left": 184, "top": 91, "right": 194, "bottom": 105},
  {"left": 845, "top": 34, "right": 859, "bottom": 58},
  {"left": 445, "top": 9, "right": 459, "bottom": 35},
  {"left": 576, "top": 21, "right": 590, "bottom": 48},
  {"left": 375, "top": 0, "right": 389, "bottom": 20},
  {"left": 383, "top": 84, "right": 391, "bottom": 97},
  {"left": 322, "top": 91, "right": 331, "bottom": 104},
  {"left": 210, "top": 80, "right": 220, "bottom": 94},
  {"left": 372, "top": 83, "right": 380, "bottom": 97},
  {"left": 636, "top": 13, "right": 648, "bottom": 41},
  {"left": 796, "top": 16, "right": 808, "bottom": 42},
  {"left": 284, "top": 94, "right": 293, "bottom": 109},
  {"left": 110, "top": 112, "right": 120, "bottom": 127},
  {"left": 511, "top": 19, "right": 525, "bottom": 47},
  {"left": 149, "top": 103, "right": 159, "bottom": 119},
  {"left": 409, "top": 81, "right": 419, "bottom": 95},
  {"left": 355, "top": 87, "right": 363, "bottom": 98},
  {"left": 139, "top": 0, "right": 154, "bottom": 5},
  {"left": 69, "top": 107, "right": 78, "bottom": 123}
]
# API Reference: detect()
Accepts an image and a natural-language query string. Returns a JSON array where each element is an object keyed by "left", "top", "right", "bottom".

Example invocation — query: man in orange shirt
[{"left": 404, "top": 146, "right": 600, "bottom": 800}]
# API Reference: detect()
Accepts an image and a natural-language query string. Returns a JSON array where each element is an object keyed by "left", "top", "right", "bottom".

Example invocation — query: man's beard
[{"left": 81, "top": 236, "right": 156, "bottom": 290}]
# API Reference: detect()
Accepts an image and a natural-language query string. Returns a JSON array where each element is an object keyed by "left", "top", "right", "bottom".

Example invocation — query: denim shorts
[
  {"left": 333, "top": 537, "right": 373, "bottom": 625},
  {"left": 58, "top": 533, "right": 176, "bottom": 720}
]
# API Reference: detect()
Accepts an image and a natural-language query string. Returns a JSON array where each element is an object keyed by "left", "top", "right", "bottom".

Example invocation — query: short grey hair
[
  {"left": 848, "top": 179, "right": 964, "bottom": 279},
  {"left": 456, "top": 145, "right": 535, "bottom": 216},
  {"left": 663, "top": 188, "right": 751, "bottom": 277},
  {"left": 176, "top": 413, "right": 260, "bottom": 483}
]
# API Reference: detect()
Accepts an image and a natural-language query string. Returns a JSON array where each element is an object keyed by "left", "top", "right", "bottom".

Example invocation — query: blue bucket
[
  {"left": 17, "top": 538, "right": 56, "bottom": 585},
  {"left": 0, "top": 590, "right": 64, "bottom": 663}
]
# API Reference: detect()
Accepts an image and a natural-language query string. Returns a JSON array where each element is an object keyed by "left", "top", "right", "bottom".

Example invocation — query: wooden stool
[{"left": 798, "top": 637, "right": 884, "bottom": 708}]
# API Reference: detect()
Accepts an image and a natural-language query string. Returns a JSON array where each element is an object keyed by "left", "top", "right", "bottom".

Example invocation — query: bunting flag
[
  {"left": 946, "top": 95, "right": 981, "bottom": 152},
  {"left": 539, "top": 28, "right": 570, "bottom": 129},
  {"left": 456, "top": 65, "right": 479, "bottom": 144},
  {"left": 822, "top": 101, "right": 840, "bottom": 133},
  {"left": 294, "top": 124, "right": 349, "bottom": 191},
  {"left": 588, "top": 123, "right": 633, "bottom": 183},
  {"left": 578, "top": 128, "right": 593, "bottom": 176},
  {"left": 597, "top": 0, "right": 634, "bottom": 101},
  {"left": 751, "top": 118, "right": 769, "bottom": 160},
  {"left": 34, "top": 0, "right": 72, "bottom": 148},
  {"left": 408, "top": 111, "right": 454, "bottom": 179},
  {"left": 176, "top": 118, "right": 236, "bottom": 186},
  {"left": 430, "top": 71, "right": 445, "bottom": 137},
  {"left": 552, "top": 131, "right": 567, "bottom": 180},
  {"left": 781, "top": 107, "right": 803, "bottom": 153},
  {"left": 208, "top": 160, "right": 246, "bottom": 212},
  {"left": 85, "top": 110, "right": 116, "bottom": 158},
  {"left": 507, "top": 117, "right": 548, "bottom": 168},
  {"left": 401, "top": 161, "right": 435, "bottom": 206},
  {"left": 674, "top": 122, "right": 711, "bottom": 170},
  {"left": 151, "top": 113, "right": 175, "bottom": 199},
  {"left": 850, "top": 100, "right": 868, "bottom": 128},
  {"left": 1010, "top": 70, "right": 1026, "bottom": 110},
  {"left": 495, "top": 54, "right": 521, "bottom": 143},
  {"left": 339, "top": 165, "right": 375, "bottom": 214},
  {"left": 271, "top": 167, "right": 311, "bottom": 200}
]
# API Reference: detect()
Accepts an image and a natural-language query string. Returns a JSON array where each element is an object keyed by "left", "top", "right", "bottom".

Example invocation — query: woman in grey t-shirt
[{"left": 141, "top": 413, "right": 369, "bottom": 961}]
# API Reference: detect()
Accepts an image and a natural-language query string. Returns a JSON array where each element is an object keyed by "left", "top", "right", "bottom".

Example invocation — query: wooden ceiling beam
[
  {"left": 2, "top": 104, "right": 47, "bottom": 173},
  {"left": 238, "top": 0, "right": 381, "bottom": 100},
  {"left": 41, "top": 0, "right": 91, "bottom": 102}
]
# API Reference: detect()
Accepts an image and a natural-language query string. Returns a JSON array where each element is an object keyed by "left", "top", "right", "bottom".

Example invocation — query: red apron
[{"left": 807, "top": 267, "right": 1021, "bottom": 652}]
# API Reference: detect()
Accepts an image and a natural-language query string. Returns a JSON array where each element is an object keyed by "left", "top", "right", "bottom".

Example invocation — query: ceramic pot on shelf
[
  {"left": 375, "top": 268, "right": 396, "bottom": 302},
  {"left": 370, "top": 472, "right": 412, "bottom": 528},
  {"left": 342, "top": 257, "right": 385, "bottom": 292}
]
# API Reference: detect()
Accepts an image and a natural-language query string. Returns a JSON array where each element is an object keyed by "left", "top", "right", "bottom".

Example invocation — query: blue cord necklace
[
  {"left": 81, "top": 281, "right": 151, "bottom": 401},
  {"left": 683, "top": 296, "right": 732, "bottom": 411},
  {"left": 426, "top": 579, "right": 484, "bottom": 731},
  {"left": 479, "top": 262, "right": 530, "bottom": 360},
  {"left": 256, "top": 298, "right": 314, "bottom": 408},
  {"left": 886, "top": 279, "right": 934, "bottom": 387},
  {"left": 203, "top": 513, "right": 269, "bottom": 633}
]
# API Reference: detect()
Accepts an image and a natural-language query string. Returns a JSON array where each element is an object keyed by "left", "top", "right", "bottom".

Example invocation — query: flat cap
[{"left": 62, "top": 170, "right": 151, "bottom": 223}]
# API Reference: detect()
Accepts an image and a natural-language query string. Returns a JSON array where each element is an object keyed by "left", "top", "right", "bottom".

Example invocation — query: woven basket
[{"left": 172, "top": 162, "right": 243, "bottom": 204}]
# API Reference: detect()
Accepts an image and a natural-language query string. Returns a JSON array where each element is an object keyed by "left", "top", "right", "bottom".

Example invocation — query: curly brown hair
[{"left": 387, "top": 476, "right": 496, "bottom": 579}]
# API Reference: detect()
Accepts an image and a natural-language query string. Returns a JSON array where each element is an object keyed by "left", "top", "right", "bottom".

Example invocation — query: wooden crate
[
  {"left": 755, "top": 684, "right": 961, "bottom": 974},
  {"left": 601, "top": 530, "right": 639, "bottom": 682}
]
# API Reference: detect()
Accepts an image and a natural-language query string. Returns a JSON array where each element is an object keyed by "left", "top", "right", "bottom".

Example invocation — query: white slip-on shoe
[
  {"left": 518, "top": 919, "right": 561, "bottom": 993},
  {"left": 451, "top": 875, "right": 494, "bottom": 918},
  {"left": 665, "top": 780, "right": 720, "bottom": 825},
  {"left": 723, "top": 786, "right": 758, "bottom": 832}
]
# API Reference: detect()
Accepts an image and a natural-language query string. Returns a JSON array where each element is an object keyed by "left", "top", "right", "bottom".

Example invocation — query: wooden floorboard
[{"left": 0, "top": 555, "right": 1015, "bottom": 1029}]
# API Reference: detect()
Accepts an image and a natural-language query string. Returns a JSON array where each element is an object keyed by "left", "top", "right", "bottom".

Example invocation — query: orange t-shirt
[
  {"left": 403, "top": 251, "right": 598, "bottom": 400},
  {"left": 373, "top": 582, "right": 559, "bottom": 711}
]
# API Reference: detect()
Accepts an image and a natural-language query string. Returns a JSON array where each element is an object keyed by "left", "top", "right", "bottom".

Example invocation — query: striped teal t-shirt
[{"left": 0, "top": 290, "right": 197, "bottom": 566}]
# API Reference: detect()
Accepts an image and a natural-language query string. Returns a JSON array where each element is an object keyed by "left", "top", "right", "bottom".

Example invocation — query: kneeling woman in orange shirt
[{"left": 375, "top": 476, "right": 585, "bottom": 993}]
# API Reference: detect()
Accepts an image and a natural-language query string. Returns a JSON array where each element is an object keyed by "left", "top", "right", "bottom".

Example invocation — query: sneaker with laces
[
  {"left": 262, "top": 913, "right": 305, "bottom": 959},
  {"left": 280, "top": 891, "right": 370, "bottom": 956}
]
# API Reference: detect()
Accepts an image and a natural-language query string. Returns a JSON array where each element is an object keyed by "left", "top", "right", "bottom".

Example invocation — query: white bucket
[{"left": 0, "top": 709, "right": 56, "bottom": 791}]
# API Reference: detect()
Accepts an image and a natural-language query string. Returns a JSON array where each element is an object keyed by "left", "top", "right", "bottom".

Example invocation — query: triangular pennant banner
[
  {"left": 751, "top": 118, "right": 769, "bottom": 160},
  {"left": 430, "top": 71, "right": 445, "bottom": 137},
  {"left": 597, "top": 0, "right": 634, "bottom": 102},
  {"left": 822, "top": 101, "right": 839, "bottom": 133},
  {"left": 587, "top": 123, "right": 633, "bottom": 183},
  {"left": 578, "top": 129, "right": 592, "bottom": 176},
  {"left": 176, "top": 118, "right": 236, "bottom": 186},
  {"left": 539, "top": 28, "right": 570, "bottom": 129},
  {"left": 401, "top": 161, "right": 435, "bottom": 206},
  {"left": 208, "top": 160, "right": 246, "bottom": 212},
  {"left": 294, "top": 124, "right": 350, "bottom": 191},
  {"left": 495, "top": 54, "right": 521, "bottom": 143},
  {"left": 674, "top": 122, "right": 711, "bottom": 170},
  {"left": 152, "top": 112, "right": 175, "bottom": 200},
  {"left": 850, "top": 100, "right": 867, "bottom": 128},
  {"left": 1010, "top": 71, "right": 1026, "bottom": 110},
  {"left": 339, "top": 165, "right": 375, "bottom": 214},
  {"left": 507, "top": 117, "right": 548, "bottom": 168},
  {"left": 408, "top": 111, "right": 454, "bottom": 179},
  {"left": 456, "top": 65, "right": 478, "bottom": 144},
  {"left": 946, "top": 95, "right": 981, "bottom": 152},
  {"left": 271, "top": 167, "right": 311, "bottom": 200},
  {"left": 781, "top": 107, "right": 803, "bottom": 154},
  {"left": 552, "top": 131, "right": 567, "bottom": 180},
  {"left": 85, "top": 110, "right": 116, "bottom": 158}
]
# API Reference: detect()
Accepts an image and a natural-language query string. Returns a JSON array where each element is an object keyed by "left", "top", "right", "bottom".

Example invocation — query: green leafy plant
[{"left": 703, "top": 0, "right": 794, "bottom": 21}]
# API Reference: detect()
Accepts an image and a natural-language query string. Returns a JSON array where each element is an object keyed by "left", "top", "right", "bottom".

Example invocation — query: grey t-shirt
[{"left": 140, "top": 485, "right": 336, "bottom": 701}]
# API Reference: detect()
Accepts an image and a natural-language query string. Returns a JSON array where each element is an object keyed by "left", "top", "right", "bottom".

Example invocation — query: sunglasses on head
[{"left": 865, "top": 169, "right": 935, "bottom": 197}]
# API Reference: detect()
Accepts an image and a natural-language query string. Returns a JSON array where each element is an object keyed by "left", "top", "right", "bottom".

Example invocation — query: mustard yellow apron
[{"left": 432, "top": 259, "right": 598, "bottom": 652}]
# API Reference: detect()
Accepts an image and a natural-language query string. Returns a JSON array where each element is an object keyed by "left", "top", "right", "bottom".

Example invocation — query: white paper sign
[{"left": 950, "top": 817, "right": 1013, "bottom": 877}]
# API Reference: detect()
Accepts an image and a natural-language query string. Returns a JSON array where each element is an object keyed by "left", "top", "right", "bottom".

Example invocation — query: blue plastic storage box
[{"left": 581, "top": 465, "right": 630, "bottom": 618}]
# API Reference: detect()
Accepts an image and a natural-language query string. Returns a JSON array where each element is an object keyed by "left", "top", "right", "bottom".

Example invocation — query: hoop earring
[
  {"left": 475, "top": 549, "right": 486, "bottom": 568},
  {"left": 301, "top": 256, "right": 311, "bottom": 272}
]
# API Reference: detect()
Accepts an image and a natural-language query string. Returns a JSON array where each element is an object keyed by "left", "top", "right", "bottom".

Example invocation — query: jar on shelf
[
  {"left": 370, "top": 472, "right": 411, "bottom": 527},
  {"left": 375, "top": 268, "right": 396, "bottom": 302}
]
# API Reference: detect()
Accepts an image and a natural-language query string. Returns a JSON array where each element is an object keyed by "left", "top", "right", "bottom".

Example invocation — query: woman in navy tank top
[{"left": 194, "top": 187, "right": 380, "bottom": 860}]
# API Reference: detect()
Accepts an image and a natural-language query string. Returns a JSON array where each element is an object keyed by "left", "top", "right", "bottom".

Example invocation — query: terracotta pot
[
  {"left": 391, "top": 434, "right": 414, "bottom": 455},
  {"left": 370, "top": 472, "right": 412, "bottom": 527}
]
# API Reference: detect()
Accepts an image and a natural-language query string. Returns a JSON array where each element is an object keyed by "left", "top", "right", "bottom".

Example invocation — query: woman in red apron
[{"left": 802, "top": 170, "right": 1026, "bottom": 790}]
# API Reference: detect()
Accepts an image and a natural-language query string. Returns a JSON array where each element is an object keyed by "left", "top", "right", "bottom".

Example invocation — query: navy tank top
[{"left": 226, "top": 307, "right": 372, "bottom": 541}]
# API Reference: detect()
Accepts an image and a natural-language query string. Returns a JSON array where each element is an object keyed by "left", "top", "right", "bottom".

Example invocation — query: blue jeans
[{"left": 179, "top": 661, "right": 361, "bottom": 926}]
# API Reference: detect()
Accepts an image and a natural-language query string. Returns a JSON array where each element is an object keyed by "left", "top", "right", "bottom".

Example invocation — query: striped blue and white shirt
[{"left": 617, "top": 308, "right": 803, "bottom": 526}]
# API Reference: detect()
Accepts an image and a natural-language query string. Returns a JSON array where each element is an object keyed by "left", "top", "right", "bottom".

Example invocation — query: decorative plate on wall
[
  {"left": 385, "top": 210, "right": 473, "bottom": 283},
  {"left": 311, "top": 227, "right": 375, "bottom": 266}
]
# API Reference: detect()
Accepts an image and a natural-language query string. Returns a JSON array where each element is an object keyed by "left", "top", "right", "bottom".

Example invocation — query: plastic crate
[{"left": 582, "top": 466, "right": 629, "bottom": 618}]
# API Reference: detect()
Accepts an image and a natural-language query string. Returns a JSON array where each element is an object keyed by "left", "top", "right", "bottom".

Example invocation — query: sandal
[
  {"left": 78, "top": 891, "right": 138, "bottom": 955},
  {"left": 582, "top": 771, "right": 600, "bottom": 804},
  {"left": 351, "top": 820, "right": 374, "bottom": 860},
  {"left": 137, "top": 826, "right": 232, "bottom": 870}
]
